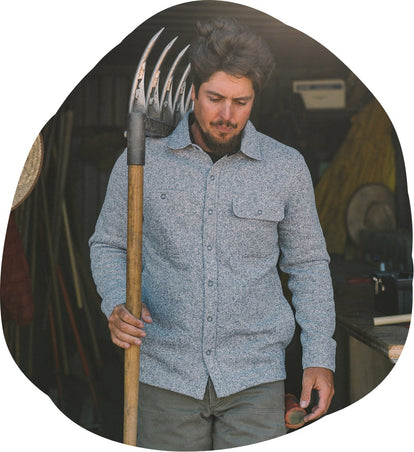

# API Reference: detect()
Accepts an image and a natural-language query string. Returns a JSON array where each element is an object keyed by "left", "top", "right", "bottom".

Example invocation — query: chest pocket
[
  {"left": 232, "top": 196, "right": 284, "bottom": 223},
  {"left": 144, "top": 188, "right": 203, "bottom": 260},
  {"left": 230, "top": 195, "right": 285, "bottom": 259}
]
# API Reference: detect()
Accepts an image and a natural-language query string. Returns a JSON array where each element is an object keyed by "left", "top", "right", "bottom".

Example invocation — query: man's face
[{"left": 191, "top": 71, "right": 255, "bottom": 154}]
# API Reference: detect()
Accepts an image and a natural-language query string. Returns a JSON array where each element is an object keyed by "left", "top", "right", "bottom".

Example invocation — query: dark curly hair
[{"left": 188, "top": 17, "right": 275, "bottom": 96}]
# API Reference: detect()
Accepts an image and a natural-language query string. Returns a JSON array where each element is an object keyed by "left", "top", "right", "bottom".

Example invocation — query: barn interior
[{"left": 1, "top": 0, "right": 412, "bottom": 445}]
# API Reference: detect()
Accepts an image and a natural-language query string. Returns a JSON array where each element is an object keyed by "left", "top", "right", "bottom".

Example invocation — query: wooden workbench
[
  {"left": 330, "top": 256, "right": 411, "bottom": 403},
  {"left": 335, "top": 282, "right": 409, "bottom": 361}
]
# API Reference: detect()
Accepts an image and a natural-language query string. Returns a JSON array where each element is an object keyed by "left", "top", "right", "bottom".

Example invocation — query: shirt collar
[
  {"left": 167, "top": 112, "right": 263, "bottom": 161},
  {"left": 239, "top": 120, "right": 263, "bottom": 161}
]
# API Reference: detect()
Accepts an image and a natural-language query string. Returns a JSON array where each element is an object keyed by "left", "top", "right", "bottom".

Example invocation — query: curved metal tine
[
  {"left": 178, "top": 81, "right": 189, "bottom": 119},
  {"left": 184, "top": 85, "right": 194, "bottom": 113},
  {"left": 161, "top": 77, "right": 175, "bottom": 127},
  {"left": 160, "top": 44, "right": 190, "bottom": 110},
  {"left": 172, "top": 63, "right": 191, "bottom": 114},
  {"left": 146, "top": 36, "right": 178, "bottom": 119},
  {"left": 173, "top": 85, "right": 188, "bottom": 126},
  {"left": 128, "top": 28, "right": 164, "bottom": 113}
]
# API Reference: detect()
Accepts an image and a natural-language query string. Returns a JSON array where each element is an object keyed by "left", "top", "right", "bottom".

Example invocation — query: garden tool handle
[{"left": 124, "top": 110, "right": 145, "bottom": 446}]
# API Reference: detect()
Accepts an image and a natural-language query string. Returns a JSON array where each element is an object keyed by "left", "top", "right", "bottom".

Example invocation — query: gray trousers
[{"left": 137, "top": 379, "right": 286, "bottom": 450}]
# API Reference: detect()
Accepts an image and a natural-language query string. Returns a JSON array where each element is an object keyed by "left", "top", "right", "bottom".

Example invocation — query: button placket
[{"left": 202, "top": 165, "right": 220, "bottom": 364}]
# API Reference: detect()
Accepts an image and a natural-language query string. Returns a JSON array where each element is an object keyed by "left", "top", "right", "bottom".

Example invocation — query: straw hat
[{"left": 12, "top": 133, "right": 44, "bottom": 210}]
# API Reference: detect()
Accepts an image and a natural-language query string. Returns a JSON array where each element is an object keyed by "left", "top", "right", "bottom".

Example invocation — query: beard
[{"left": 194, "top": 119, "right": 242, "bottom": 158}]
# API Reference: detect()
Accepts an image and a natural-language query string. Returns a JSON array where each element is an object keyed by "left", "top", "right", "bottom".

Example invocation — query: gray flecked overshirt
[{"left": 89, "top": 113, "right": 336, "bottom": 400}]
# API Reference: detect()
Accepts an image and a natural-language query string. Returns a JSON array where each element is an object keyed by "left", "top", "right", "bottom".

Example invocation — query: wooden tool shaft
[{"left": 123, "top": 164, "right": 144, "bottom": 446}]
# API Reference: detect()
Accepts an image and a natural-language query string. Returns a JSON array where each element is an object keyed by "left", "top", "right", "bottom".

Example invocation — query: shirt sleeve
[
  {"left": 278, "top": 154, "right": 336, "bottom": 372},
  {"left": 89, "top": 150, "right": 129, "bottom": 318}
]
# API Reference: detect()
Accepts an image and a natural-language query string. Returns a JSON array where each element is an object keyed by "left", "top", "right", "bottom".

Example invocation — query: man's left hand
[{"left": 300, "top": 367, "right": 334, "bottom": 423}]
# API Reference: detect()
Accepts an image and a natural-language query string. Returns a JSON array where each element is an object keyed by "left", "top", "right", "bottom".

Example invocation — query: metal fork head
[{"left": 128, "top": 29, "right": 193, "bottom": 137}]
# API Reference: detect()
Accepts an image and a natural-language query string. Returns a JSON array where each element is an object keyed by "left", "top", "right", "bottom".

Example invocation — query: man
[{"left": 89, "top": 17, "right": 336, "bottom": 450}]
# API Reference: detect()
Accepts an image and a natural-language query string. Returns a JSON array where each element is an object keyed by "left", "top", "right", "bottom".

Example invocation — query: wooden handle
[
  {"left": 123, "top": 164, "right": 144, "bottom": 446},
  {"left": 373, "top": 314, "right": 411, "bottom": 326}
]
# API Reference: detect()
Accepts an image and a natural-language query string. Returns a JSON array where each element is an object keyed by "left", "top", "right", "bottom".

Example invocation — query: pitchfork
[{"left": 124, "top": 28, "right": 192, "bottom": 446}]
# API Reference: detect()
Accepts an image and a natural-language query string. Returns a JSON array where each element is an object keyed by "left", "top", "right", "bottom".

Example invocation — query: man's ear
[{"left": 191, "top": 84, "right": 196, "bottom": 102}]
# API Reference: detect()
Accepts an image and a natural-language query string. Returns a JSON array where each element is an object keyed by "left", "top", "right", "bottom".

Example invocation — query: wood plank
[
  {"left": 388, "top": 344, "right": 404, "bottom": 361},
  {"left": 373, "top": 314, "right": 411, "bottom": 326}
]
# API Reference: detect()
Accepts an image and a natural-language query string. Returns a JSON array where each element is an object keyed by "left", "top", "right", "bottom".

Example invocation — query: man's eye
[{"left": 209, "top": 97, "right": 221, "bottom": 102}]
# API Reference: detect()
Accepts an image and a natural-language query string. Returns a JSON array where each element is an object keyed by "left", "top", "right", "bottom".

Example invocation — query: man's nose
[{"left": 219, "top": 101, "right": 232, "bottom": 121}]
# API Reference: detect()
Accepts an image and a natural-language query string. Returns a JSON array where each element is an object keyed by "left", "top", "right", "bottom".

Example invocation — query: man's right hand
[{"left": 108, "top": 303, "right": 153, "bottom": 349}]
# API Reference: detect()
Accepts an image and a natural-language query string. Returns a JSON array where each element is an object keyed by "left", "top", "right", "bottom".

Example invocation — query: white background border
[{"left": 1, "top": 1, "right": 413, "bottom": 450}]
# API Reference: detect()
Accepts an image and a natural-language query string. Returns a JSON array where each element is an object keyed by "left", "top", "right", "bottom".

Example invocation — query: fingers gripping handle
[{"left": 127, "top": 111, "right": 146, "bottom": 165}]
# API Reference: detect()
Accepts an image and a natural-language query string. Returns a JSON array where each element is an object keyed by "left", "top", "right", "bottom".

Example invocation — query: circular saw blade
[{"left": 346, "top": 183, "right": 396, "bottom": 245}]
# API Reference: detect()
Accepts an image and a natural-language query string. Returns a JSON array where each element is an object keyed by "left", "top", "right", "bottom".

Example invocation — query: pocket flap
[{"left": 232, "top": 196, "right": 284, "bottom": 222}]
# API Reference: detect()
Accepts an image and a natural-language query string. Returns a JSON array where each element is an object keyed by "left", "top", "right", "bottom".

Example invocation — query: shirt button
[
  {"left": 207, "top": 245, "right": 213, "bottom": 251},
  {"left": 208, "top": 209, "right": 213, "bottom": 215},
  {"left": 257, "top": 209, "right": 262, "bottom": 215},
  {"left": 207, "top": 316, "right": 213, "bottom": 322},
  {"left": 210, "top": 175, "right": 215, "bottom": 181},
  {"left": 206, "top": 349, "right": 211, "bottom": 355},
  {"left": 160, "top": 193, "right": 166, "bottom": 199},
  {"left": 208, "top": 280, "right": 214, "bottom": 287}
]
